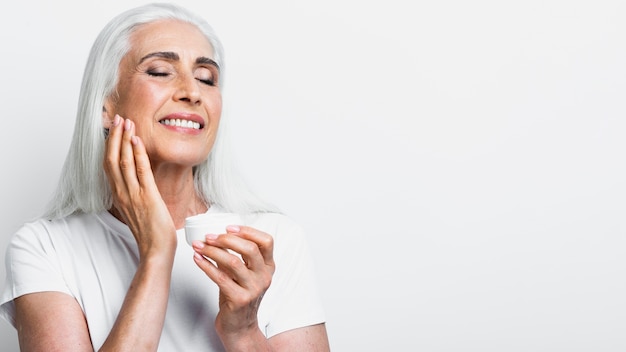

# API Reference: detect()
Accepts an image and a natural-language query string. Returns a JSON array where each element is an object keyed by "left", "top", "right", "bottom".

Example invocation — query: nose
[{"left": 174, "top": 73, "right": 201, "bottom": 105}]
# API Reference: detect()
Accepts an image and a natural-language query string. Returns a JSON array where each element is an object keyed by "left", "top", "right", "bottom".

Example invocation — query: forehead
[{"left": 128, "top": 19, "right": 215, "bottom": 60}]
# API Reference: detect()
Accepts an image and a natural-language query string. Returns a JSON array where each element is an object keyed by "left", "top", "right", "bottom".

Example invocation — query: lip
[{"left": 158, "top": 112, "right": 205, "bottom": 133}]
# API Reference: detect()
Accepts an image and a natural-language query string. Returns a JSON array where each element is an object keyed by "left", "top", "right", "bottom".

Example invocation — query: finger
[
  {"left": 192, "top": 246, "right": 245, "bottom": 291},
  {"left": 130, "top": 135, "right": 158, "bottom": 192},
  {"left": 103, "top": 115, "right": 128, "bottom": 194},
  {"left": 119, "top": 119, "right": 140, "bottom": 190},
  {"left": 194, "top": 236, "right": 258, "bottom": 285},
  {"left": 226, "top": 226, "right": 275, "bottom": 267},
  {"left": 206, "top": 234, "right": 264, "bottom": 273},
  {"left": 200, "top": 234, "right": 273, "bottom": 294},
  {"left": 103, "top": 115, "right": 122, "bottom": 170},
  {"left": 203, "top": 239, "right": 248, "bottom": 273}
]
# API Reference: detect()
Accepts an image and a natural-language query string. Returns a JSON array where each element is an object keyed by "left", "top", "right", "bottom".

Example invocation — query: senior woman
[{"left": 0, "top": 3, "right": 329, "bottom": 351}]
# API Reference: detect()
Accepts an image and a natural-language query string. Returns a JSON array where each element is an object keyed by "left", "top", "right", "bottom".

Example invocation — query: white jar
[{"left": 184, "top": 212, "right": 240, "bottom": 246}]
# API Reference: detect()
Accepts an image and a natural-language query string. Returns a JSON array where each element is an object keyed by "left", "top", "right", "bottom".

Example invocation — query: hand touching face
[{"left": 104, "top": 19, "right": 222, "bottom": 170}]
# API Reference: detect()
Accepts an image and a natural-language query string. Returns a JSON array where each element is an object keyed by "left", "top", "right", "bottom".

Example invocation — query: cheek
[
  {"left": 130, "top": 85, "right": 167, "bottom": 111},
  {"left": 117, "top": 81, "right": 167, "bottom": 114},
  {"left": 209, "top": 94, "right": 223, "bottom": 116}
]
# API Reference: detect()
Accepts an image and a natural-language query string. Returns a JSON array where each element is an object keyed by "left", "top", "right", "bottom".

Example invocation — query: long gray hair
[{"left": 44, "top": 3, "right": 277, "bottom": 219}]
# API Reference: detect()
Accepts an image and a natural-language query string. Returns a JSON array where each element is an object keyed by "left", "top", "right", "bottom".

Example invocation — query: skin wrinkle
[
  {"left": 10, "top": 8, "right": 329, "bottom": 351},
  {"left": 139, "top": 51, "right": 220, "bottom": 72}
]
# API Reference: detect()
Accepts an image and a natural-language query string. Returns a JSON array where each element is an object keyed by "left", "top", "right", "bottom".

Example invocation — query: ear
[{"left": 102, "top": 98, "right": 115, "bottom": 128}]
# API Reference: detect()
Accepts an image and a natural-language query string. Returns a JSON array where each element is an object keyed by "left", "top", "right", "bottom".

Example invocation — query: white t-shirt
[{"left": 0, "top": 207, "right": 325, "bottom": 351}]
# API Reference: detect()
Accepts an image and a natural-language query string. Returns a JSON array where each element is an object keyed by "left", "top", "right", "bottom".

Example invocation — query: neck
[
  {"left": 110, "top": 165, "right": 208, "bottom": 230},
  {"left": 155, "top": 167, "right": 208, "bottom": 229}
]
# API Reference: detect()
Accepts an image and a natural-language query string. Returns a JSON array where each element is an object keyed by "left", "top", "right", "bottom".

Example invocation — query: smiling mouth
[{"left": 159, "top": 118, "right": 203, "bottom": 130}]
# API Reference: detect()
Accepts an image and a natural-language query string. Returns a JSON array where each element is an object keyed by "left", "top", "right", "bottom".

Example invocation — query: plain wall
[{"left": 1, "top": 1, "right": 625, "bottom": 351}]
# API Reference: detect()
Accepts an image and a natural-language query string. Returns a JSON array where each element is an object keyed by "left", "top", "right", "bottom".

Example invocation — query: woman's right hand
[
  {"left": 99, "top": 114, "right": 176, "bottom": 351},
  {"left": 103, "top": 114, "right": 177, "bottom": 258}
]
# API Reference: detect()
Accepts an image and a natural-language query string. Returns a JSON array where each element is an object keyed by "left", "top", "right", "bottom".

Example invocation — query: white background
[{"left": 1, "top": 1, "right": 625, "bottom": 351}]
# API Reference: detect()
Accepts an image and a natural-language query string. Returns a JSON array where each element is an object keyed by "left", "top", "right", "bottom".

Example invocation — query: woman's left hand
[{"left": 191, "top": 226, "right": 275, "bottom": 340}]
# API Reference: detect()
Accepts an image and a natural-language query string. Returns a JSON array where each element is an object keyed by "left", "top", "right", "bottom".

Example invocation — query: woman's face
[{"left": 104, "top": 19, "right": 222, "bottom": 169}]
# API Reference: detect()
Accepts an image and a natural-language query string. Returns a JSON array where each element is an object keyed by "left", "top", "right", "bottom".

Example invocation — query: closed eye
[
  {"left": 197, "top": 78, "right": 215, "bottom": 86},
  {"left": 147, "top": 71, "right": 169, "bottom": 77}
]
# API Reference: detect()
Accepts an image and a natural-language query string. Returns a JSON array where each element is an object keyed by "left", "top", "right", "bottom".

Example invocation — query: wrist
[{"left": 217, "top": 324, "right": 270, "bottom": 352}]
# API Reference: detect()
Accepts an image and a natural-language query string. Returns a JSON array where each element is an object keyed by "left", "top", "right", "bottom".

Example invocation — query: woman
[{"left": 0, "top": 3, "right": 329, "bottom": 351}]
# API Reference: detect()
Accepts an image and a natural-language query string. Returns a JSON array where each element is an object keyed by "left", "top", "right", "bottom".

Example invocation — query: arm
[
  {"left": 13, "top": 254, "right": 174, "bottom": 352},
  {"left": 14, "top": 292, "right": 93, "bottom": 352},
  {"left": 99, "top": 252, "right": 174, "bottom": 351},
  {"left": 192, "top": 225, "right": 273, "bottom": 351},
  {"left": 100, "top": 116, "right": 177, "bottom": 351},
  {"left": 13, "top": 116, "right": 176, "bottom": 352},
  {"left": 99, "top": 116, "right": 177, "bottom": 351},
  {"left": 192, "top": 226, "right": 330, "bottom": 351},
  {"left": 269, "top": 324, "right": 330, "bottom": 351}
]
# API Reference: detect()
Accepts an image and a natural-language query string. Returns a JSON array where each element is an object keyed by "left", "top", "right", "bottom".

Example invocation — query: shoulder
[
  {"left": 244, "top": 212, "right": 306, "bottom": 239},
  {"left": 7, "top": 212, "right": 107, "bottom": 252},
  {"left": 9, "top": 217, "right": 63, "bottom": 247},
  {"left": 242, "top": 212, "right": 315, "bottom": 261}
]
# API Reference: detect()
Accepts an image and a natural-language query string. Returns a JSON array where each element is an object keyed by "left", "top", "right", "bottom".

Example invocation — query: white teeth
[{"left": 160, "top": 119, "right": 201, "bottom": 129}]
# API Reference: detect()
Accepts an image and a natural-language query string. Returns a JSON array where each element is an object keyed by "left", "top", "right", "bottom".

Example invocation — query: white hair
[{"left": 44, "top": 2, "right": 278, "bottom": 219}]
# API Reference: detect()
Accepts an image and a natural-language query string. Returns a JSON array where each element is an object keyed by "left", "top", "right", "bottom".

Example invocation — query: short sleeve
[
  {"left": 255, "top": 215, "right": 326, "bottom": 338},
  {"left": 0, "top": 220, "right": 73, "bottom": 327}
]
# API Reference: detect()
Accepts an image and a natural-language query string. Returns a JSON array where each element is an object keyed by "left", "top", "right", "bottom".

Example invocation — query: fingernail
[
  {"left": 113, "top": 114, "right": 121, "bottom": 126},
  {"left": 131, "top": 136, "right": 138, "bottom": 145},
  {"left": 226, "top": 225, "right": 240, "bottom": 233},
  {"left": 192, "top": 240, "right": 205, "bottom": 249},
  {"left": 124, "top": 119, "right": 131, "bottom": 131},
  {"left": 205, "top": 233, "right": 218, "bottom": 241}
]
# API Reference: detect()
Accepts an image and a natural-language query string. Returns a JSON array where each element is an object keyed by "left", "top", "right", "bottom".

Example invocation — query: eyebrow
[
  {"left": 139, "top": 51, "right": 220, "bottom": 70},
  {"left": 196, "top": 56, "right": 220, "bottom": 70}
]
